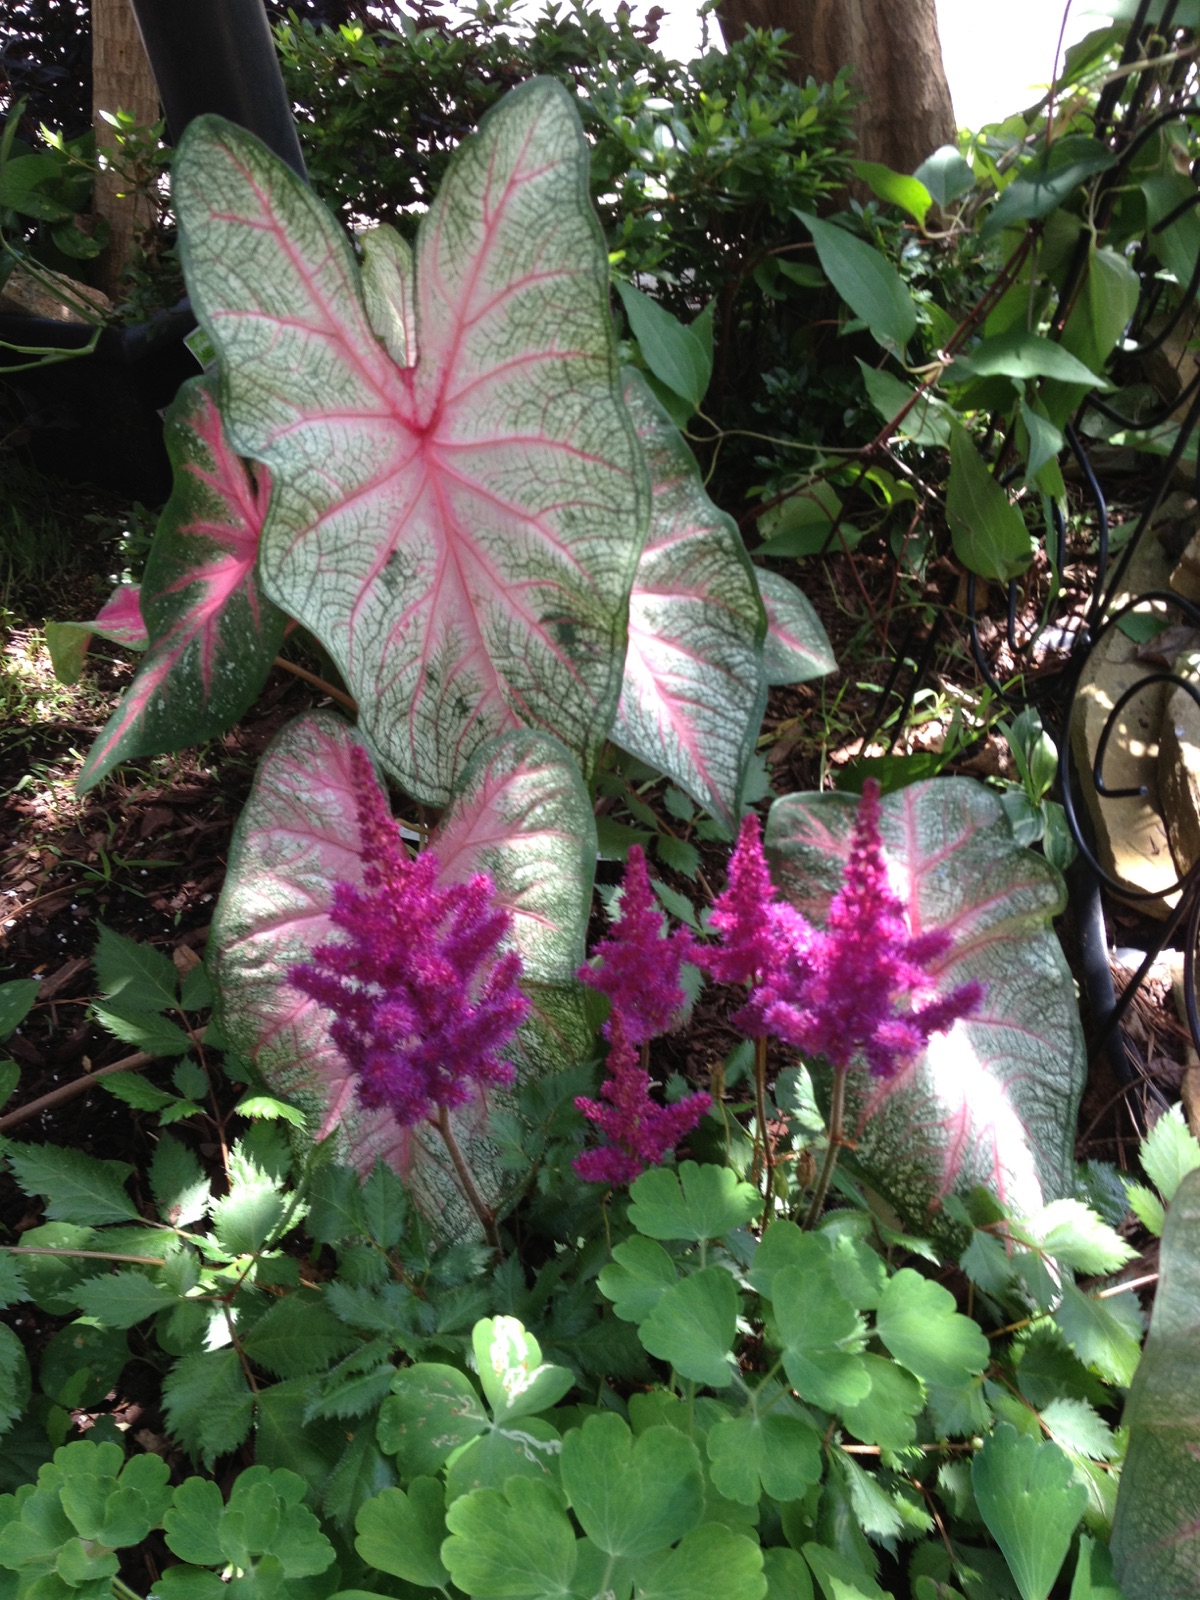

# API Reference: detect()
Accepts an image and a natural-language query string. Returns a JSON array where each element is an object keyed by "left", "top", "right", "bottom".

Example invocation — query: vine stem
[
  {"left": 752, "top": 1034, "right": 774, "bottom": 1233},
  {"left": 802, "top": 1063, "right": 848, "bottom": 1229},
  {"left": 436, "top": 1104, "right": 501, "bottom": 1252}
]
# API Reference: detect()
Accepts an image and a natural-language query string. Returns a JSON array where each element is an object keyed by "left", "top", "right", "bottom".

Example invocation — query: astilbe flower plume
[
  {"left": 290, "top": 747, "right": 529, "bottom": 1129},
  {"left": 573, "top": 846, "right": 710, "bottom": 1185}
]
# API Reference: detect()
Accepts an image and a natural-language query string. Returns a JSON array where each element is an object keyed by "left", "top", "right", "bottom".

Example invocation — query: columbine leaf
[
  {"left": 355, "top": 1480, "right": 449, "bottom": 1587},
  {"left": 472, "top": 1316, "right": 574, "bottom": 1424},
  {"left": 4, "top": 1144, "right": 139, "bottom": 1226},
  {"left": 377, "top": 1365, "right": 488, "bottom": 1477},
  {"left": 1111, "top": 1167, "right": 1200, "bottom": 1597},
  {"left": 706, "top": 1399, "right": 823, "bottom": 1506},
  {"left": 597, "top": 1235, "right": 679, "bottom": 1323},
  {"left": 78, "top": 374, "right": 283, "bottom": 791},
  {"left": 972, "top": 1424, "right": 1087, "bottom": 1600},
  {"left": 636, "top": 1523, "right": 766, "bottom": 1600},
  {"left": 772, "top": 1265, "right": 870, "bottom": 1412},
  {"left": 627, "top": 1160, "right": 759, "bottom": 1242},
  {"left": 755, "top": 569, "right": 836, "bottom": 688},
  {"left": 175, "top": 83, "right": 647, "bottom": 806},
  {"left": 442, "top": 1476, "right": 576, "bottom": 1599},
  {"left": 637, "top": 1267, "right": 738, "bottom": 1388},
  {"left": 559, "top": 1414, "right": 703, "bottom": 1558},
  {"left": 766, "top": 779, "right": 1086, "bottom": 1237},
  {"left": 875, "top": 1268, "right": 989, "bottom": 1388},
  {"left": 610, "top": 370, "right": 766, "bottom": 827}
]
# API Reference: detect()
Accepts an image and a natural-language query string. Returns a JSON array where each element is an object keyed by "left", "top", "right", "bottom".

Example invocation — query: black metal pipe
[{"left": 128, "top": 0, "right": 307, "bottom": 178}]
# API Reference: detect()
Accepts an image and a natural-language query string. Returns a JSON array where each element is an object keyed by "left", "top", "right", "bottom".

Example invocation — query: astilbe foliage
[
  {"left": 574, "top": 846, "right": 710, "bottom": 1184},
  {"left": 700, "top": 780, "right": 983, "bottom": 1079},
  {"left": 291, "top": 746, "right": 529, "bottom": 1129}
]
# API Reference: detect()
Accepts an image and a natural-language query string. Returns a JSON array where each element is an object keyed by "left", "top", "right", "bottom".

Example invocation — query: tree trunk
[
  {"left": 91, "top": 0, "right": 160, "bottom": 300},
  {"left": 715, "top": 0, "right": 956, "bottom": 177}
]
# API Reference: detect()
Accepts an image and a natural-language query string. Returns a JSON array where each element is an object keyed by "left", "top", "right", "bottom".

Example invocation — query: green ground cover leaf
[
  {"left": 627, "top": 1160, "right": 759, "bottom": 1241},
  {"left": 442, "top": 1476, "right": 576, "bottom": 1598},
  {"left": 377, "top": 1364, "right": 488, "bottom": 1476},
  {"left": 1052, "top": 1281, "right": 1143, "bottom": 1388},
  {"left": 559, "top": 1414, "right": 703, "bottom": 1558},
  {"left": 875, "top": 1268, "right": 989, "bottom": 1388},
  {"left": 972, "top": 1424, "right": 1086, "bottom": 1600},
  {"left": 355, "top": 1480, "right": 448, "bottom": 1587},
  {"left": 637, "top": 1266, "right": 738, "bottom": 1387},
  {"left": 149, "top": 1135, "right": 212, "bottom": 1229},
  {"left": 840, "top": 1354, "right": 924, "bottom": 1451}
]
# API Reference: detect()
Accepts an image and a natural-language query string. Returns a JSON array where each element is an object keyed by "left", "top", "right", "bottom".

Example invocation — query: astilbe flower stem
[{"left": 291, "top": 746, "right": 528, "bottom": 1243}]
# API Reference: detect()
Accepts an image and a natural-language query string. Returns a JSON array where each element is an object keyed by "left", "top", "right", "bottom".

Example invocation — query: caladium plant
[{"left": 765, "top": 777, "right": 1086, "bottom": 1237}]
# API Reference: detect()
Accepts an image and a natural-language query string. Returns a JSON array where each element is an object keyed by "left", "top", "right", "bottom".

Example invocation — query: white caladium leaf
[
  {"left": 76, "top": 373, "right": 284, "bottom": 792},
  {"left": 755, "top": 568, "right": 836, "bottom": 687},
  {"left": 209, "top": 711, "right": 596, "bottom": 1233},
  {"left": 765, "top": 779, "right": 1084, "bottom": 1235},
  {"left": 174, "top": 82, "right": 648, "bottom": 806},
  {"left": 360, "top": 224, "right": 417, "bottom": 369},
  {"left": 611, "top": 370, "right": 767, "bottom": 828}
]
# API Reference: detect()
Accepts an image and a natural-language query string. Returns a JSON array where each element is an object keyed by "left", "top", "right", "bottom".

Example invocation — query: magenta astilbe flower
[
  {"left": 291, "top": 747, "right": 529, "bottom": 1128},
  {"left": 574, "top": 846, "right": 710, "bottom": 1184},
  {"left": 761, "top": 780, "right": 983, "bottom": 1078}
]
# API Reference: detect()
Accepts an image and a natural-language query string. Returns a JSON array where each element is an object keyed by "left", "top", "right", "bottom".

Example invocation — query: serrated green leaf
[
  {"left": 0, "top": 1253, "right": 29, "bottom": 1310},
  {"left": 598, "top": 1235, "right": 678, "bottom": 1322},
  {"left": 0, "top": 1324, "right": 31, "bottom": 1440},
  {"left": 1123, "top": 1179, "right": 1165, "bottom": 1237},
  {"left": 0, "top": 979, "right": 39, "bottom": 1040},
  {"left": 241, "top": 1293, "right": 357, "bottom": 1378},
  {"left": 377, "top": 1364, "right": 488, "bottom": 1476},
  {"left": 162, "top": 1349, "right": 255, "bottom": 1468},
  {"left": 355, "top": 1480, "right": 448, "bottom": 1586},
  {"left": 706, "top": 1399, "right": 822, "bottom": 1505},
  {"left": 834, "top": 1451, "right": 905, "bottom": 1542},
  {"left": 876, "top": 1268, "right": 989, "bottom": 1388},
  {"left": 654, "top": 833, "right": 701, "bottom": 880},
  {"left": 637, "top": 1266, "right": 738, "bottom": 1388},
  {"left": 4, "top": 1144, "right": 139, "bottom": 1225},
  {"left": 1039, "top": 1398, "right": 1115, "bottom": 1461},
  {"left": 75, "top": 1269, "right": 173, "bottom": 1329},
  {"left": 442, "top": 1476, "right": 576, "bottom": 1598},
  {"left": 149, "top": 1135, "right": 211, "bottom": 1228},
  {"left": 1140, "top": 1104, "right": 1200, "bottom": 1206},
  {"left": 306, "top": 1165, "right": 367, "bottom": 1246},
  {"left": 627, "top": 1160, "right": 758, "bottom": 1242},
  {"left": 636, "top": 1522, "right": 766, "bottom": 1600},
  {"left": 972, "top": 1424, "right": 1086, "bottom": 1600},
  {"left": 100, "top": 1071, "right": 181, "bottom": 1112},
  {"left": 361, "top": 1159, "right": 409, "bottom": 1250},
  {"left": 0, "top": 1058, "right": 18, "bottom": 1109},
  {"left": 1052, "top": 1281, "right": 1143, "bottom": 1388},
  {"left": 560, "top": 1414, "right": 703, "bottom": 1558},
  {"left": 92, "top": 1003, "right": 193, "bottom": 1058},
  {"left": 473, "top": 1316, "right": 574, "bottom": 1423},
  {"left": 235, "top": 1095, "right": 306, "bottom": 1127},
  {"left": 93, "top": 925, "right": 179, "bottom": 1012},
  {"left": 1020, "top": 1199, "right": 1136, "bottom": 1276},
  {"left": 211, "top": 1171, "right": 288, "bottom": 1256}
]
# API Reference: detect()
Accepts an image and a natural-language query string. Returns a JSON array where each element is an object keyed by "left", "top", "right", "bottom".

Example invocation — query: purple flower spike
[
  {"left": 763, "top": 780, "right": 983, "bottom": 1078},
  {"left": 577, "top": 846, "right": 696, "bottom": 1043},
  {"left": 291, "top": 746, "right": 529, "bottom": 1128}
]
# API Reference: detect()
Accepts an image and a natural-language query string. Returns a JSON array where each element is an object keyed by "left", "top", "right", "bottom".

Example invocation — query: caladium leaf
[
  {"left": 755, "top": 568, "right": 836, "bottom": 687},
  {"left": 765, "top": 779, "right": 1084, "bottom": 1236},
  {"left": 1111, "top": 1166, "right": 1200, "bottom": 1598},
  {"left": 45, "top": 584, "right": 149, "bottom": 686},
  {"left": 174, "top": 82, "right": 648, "bottom": 807},
  {"left": 611, "top": 370, "right": 766, "bottom": 828},
  {"left": 360, "top": 225, "right": 416, "bottom": 369},
  {"left": 77, "top": 373, "right": 284, "bottom": 792},
  {"left": 209, "top": 711, "right": 596, "bottom": 1234}
]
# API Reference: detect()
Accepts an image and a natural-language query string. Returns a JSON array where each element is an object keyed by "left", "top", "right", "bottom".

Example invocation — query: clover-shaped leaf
[
  {"left": 442, "top": 1477, "right": 576, "bottom": 1599},
  {"left": 707, "top": 1395, "right": 823, "bottom": 1505},
  {"left": 377, "top": 1364, "right": 488, "bottom": 1477},
  {"left": 560, "top": 1414, "right": 703, "bottom": 1558},
  {"left": 598, "top": 1235, "right": 678, "bottom": 1323},
  {"left": 473, "top": 1316, "right": 574, "bottom": 1424},
  {"left": 354, "top": 1479, "right": 448, "bottom": 1588},
  {"left": 875, "top": 1268, "right": 988, "bottom": 1389},
  {"left": 627, "top": 1161, "right": 759, "bottom": 1242},
  {"left": 637, "top": 1266, "right": 739, "bottom": 1388}
]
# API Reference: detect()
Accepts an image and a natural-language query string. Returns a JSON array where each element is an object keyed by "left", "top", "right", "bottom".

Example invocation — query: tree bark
[
  {"left": 91, "top": 0, "right": 160, "bottom": 300},
  {"left": 715, "top": 0, "right": 957, "bottom": 177}
]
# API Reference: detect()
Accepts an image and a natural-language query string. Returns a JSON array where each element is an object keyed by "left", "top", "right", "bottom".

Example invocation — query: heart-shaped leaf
[
  {"left": 77, "top": 374, "right": 284, "bottom": 792},
  {"left": 1111, "top": 1166, "right": 1200, "bottom": 1598},
  {"left": 765, "top": 779, "right": 1085, "bottom": 1236},
  {"left": 209, "top": 711, "right": 596, "bottom": 1233},
  {"left": 755, "top": 568, "right": 836, "bottom": 687},
  {"left": 611, "top": 370, "right": 766, "bottom": 827},
  {"left": 174, "top": 83, "right": 648, "bottom": 806}
]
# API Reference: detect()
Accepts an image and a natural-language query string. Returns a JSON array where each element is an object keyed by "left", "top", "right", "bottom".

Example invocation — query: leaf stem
[
  {"left": 752, "top": 1034, "right": 774, "bottom": 1233},
  {"left": 436, "top": 1103, "right": 501, "bottom": 1252},
  {"left": 271, "top": 654, "right": 357, "bottom": 711},
  {"left": 802, "top": 1063, "right": 848, "bottom": 1229}
]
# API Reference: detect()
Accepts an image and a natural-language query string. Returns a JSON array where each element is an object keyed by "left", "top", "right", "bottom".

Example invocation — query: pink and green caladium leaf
[
  {"left": 173, "top": 82, "right": 648, "bottom": 807},
  {"left": 76, "top": 373, "right": 284, "bottom": 792},
  {"left": 208, "top": 710, "right": 595, "bottom": 1233},
  {"left": 611, "top": 370, "right": 766, "bottom": 828},
  {"left": 45, "top": 583, "right": 149, "bottom": 687},
  {"left": 755, "top": 568, "right": 836, "bottom": 688},
  {"left": 1111, "top": 1166, "right": 1200, "bottom": 1599},
  {"left": 765, "top": 778, "right": 1084, "bottom": 1238}
]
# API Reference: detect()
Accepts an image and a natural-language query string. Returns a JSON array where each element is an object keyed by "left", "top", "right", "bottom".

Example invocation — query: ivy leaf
[
  {"left": 875, "top": 1268, "right": 989, "bottom": 1388},
  {"left": 355, "top": 1479, "right": 449, "bottom": 1587},
  {"left": 972, "top": 1424, "right": 1086, "bottom": 1600},
  {"left": 559, "top": 1414, "right": 703, "bottom": 1558},
  {"left": 472, "top": 1316, "right": 574, "bottom": 1424},
  {"left": 706, "top": 1400, "right": 823, "bottom": 1505},
  {"left": 1140, "top": 1104, "right": 1200, "bottom": 1206},
  {"left": 4, "top": 1143, "right": 139, "bottom": 1226},
  {"left": 598, "top": 1235, "right": 679, "bottom": 1323},
  {"left": 442, "top": 1476, "right": 576, "bottom": 1598},
  {"left": 635, "top": 1522, "right": 766, "bottom": 1600},
  {"left": 162, "top": 1350, "right": 255, "bottom": 1469},
  {"left": 637, "top": 1267, "right": 738, "bottom": 1388},
  {"left": 75, "top": 1270, "right": 174, "bottom": 1329},
  {"left": 377, "top": 1364, "right": 488, "bottom": 1476},
  {"left": 627, "top": 1161, "right": 759, "bottom": 1242}
]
